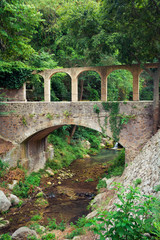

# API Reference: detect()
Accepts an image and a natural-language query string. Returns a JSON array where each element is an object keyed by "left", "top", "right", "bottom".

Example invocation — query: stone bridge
[{"left": 0, "top": 101, "right": 153, "bottom": 172}]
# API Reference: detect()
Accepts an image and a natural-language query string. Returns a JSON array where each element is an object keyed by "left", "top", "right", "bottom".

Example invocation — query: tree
[
  {"left": 52, "top": 0, "right": 102, "bottom": 67},
  {"left": 100, "top": 0, "right": 160, "bottom": 132},
  {"left": 0, "top": 0, "right": 42, "bottom": 61}
]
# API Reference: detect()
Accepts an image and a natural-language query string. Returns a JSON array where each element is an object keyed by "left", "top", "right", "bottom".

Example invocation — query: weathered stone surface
[
  {"left": 8, "top": 194, "right": 20, "bottom": 206},
  {"left": 80, "top": 140, "right": 91, "bottom": 149},
  {"left": 12, "top": 227, "right": 38, "bottom": 240},
  {"left": 0, "top": 190, "right": 11, "bottom": 212},
  {"left": 46, "top": 144, "right": 54, "bottom": 160},
  {"left": 8, "top": 180, "right": 18, "bottom": 190},
  {"left": 91, "top": 192, "right": 108, "bottom": 208},
  {"left": 106, "top": 129, "right": 160, "bottom": 211},
  {"left": 0, "top": 138, "right": 13, "bottom": 155},
  {"left": 0, "top": 101, "right": 154, "bottom": 171},
  {"left": 121, "top": 129, "right": 160, "bottom": 196}
]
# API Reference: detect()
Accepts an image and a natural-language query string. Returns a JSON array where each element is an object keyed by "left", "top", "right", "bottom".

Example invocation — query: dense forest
[{"left": 0, "top": 0, "right": 159, "bottom": 103}]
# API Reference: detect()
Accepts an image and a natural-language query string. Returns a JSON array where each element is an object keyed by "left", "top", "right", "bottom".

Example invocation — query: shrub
[
  {"left": 134, "top": 178, "right": 142, "bottom": 187},
  {"left": 86, "top": 184, "right": 159, "bottom": 239},
  {"left": 0, "top": 234, "right": 12, "bottom": 240},
  {"left": 30, "top": 214, "right": 42, "bottom": 221},
  {"left": 13, "top": 172, "right": 41, "bottom": 198},
  {"left": 46, "top": 218, "right": 66, "bottom": 231},
  {"left": 13, "top": 181, "right": 30, "bottom": 198},
  {"left": 66, "top": 216, "right": 87, "bottom": 239},
  {"left": 41, "top": 233, "right": 55, "bottom": 240},
  {"left": 97, "top": 179, "right": 107, "bottom": 190},
  {"left": 106, "top": 149, "right": 125, "bottom": 178},
  {"left": 0, "top": 159, "right": 8, "bottom": 178}
]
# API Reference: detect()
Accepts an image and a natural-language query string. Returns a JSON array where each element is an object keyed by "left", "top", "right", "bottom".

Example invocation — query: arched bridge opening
[{"left": 20, "top": 124, "right": 114, "bottom": 172}]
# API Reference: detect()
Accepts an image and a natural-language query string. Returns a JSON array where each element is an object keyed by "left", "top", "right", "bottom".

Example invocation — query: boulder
[
  {"left": 90, "top": 192, "right": 108, "bottom": 208},
  {"left": 12, "top": 227, "right": 38, "bottom": 240},
  {"left": 8, "top": 194, "right": 20, "bottom": 206},
  {"left": 80, "top": 140, "right": 91, "bottom": 149},
  {"left": 0, "top": 190, "right": 11, "bottom": 212}
]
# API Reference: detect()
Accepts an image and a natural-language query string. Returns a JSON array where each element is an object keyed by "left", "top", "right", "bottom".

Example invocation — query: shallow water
[{"left": 1, "top": 148, "right": 120, "bottom": 234}]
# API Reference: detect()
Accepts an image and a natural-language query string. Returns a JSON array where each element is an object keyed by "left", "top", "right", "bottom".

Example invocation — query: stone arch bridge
[{"left": 0, "top": 101, "right": 153, "bottom": 172}]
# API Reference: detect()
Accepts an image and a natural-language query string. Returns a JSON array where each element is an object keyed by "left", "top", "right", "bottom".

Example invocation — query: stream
[{"left": 1, "top": 148, "right": 120, "bottom": 234}]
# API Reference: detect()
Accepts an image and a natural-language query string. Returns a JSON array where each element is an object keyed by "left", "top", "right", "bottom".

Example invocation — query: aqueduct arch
[{"left": 35, "top": 63, "right": 158, "bottom": 103}]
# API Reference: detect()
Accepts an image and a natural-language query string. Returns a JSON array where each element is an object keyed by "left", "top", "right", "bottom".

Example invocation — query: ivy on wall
[{"left": 94, "top": 102, "right": 135, "bottom": 142}]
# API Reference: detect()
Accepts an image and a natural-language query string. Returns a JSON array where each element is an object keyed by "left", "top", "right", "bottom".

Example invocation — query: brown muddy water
[{"left": 1, "top": 149, "right": 120, "bottom": 234}]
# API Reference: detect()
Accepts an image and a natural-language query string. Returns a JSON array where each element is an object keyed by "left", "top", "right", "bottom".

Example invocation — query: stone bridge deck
[{"left": 0, "top": 101, "right": 153, "bottom": 171}]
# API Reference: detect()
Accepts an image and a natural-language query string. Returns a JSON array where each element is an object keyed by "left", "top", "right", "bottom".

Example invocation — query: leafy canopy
[{"left": 0, "top": 0, "right": 42, "bottom": 61}]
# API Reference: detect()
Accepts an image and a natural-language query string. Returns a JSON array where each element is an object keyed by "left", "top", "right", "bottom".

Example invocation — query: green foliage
[
  {"left": 22, "top": 117, "right": 27, "bottom": 126},
  {"left": 97, "top": 179, "right": 107, "bottom": 190},
  {"left": 85, "top": 178, "right": 94, "bottom": 182},
  {"left": 0, "top": 61, "right": 32, "bottom": 89},
  {"left": 107, "top": 70, "right": 133, "bottom": 101},
  {"left": 27, "top": 235, "right": 38, "bottom": 240},
  {"left": 29, "top": 223, "right": 44, "bottom": 234},
  {"left": 0, "top": 0, "right": 42, "bottom": 61},
  {"left": 47, "top": 218, "right": 66, "bottom": 231},
  {"left": 30, "top": 214, "right": 42, "bottom": 221},
  {"left": 78, "top": 71, "right": 101, "bottom": 101},
  {"left": 102, "top": 102, "right": 134, "bottom": 142},
  {"left": 134, "top": 178, "right": 142, "bottom": 187},
  {"left": 0, "top": 159, "right": 8, "bottom": 178},
  {"left": 73, "top": 126, "right": 102, "bottom": 150},
  {"left": 63, "top": 110, "right": 71, "bottom": 118},
  {"left": 41, "top": 233, "right": 56, "bottom": 240},
  {"left": 47, "top": 133, "right": 86, "bottom": 170},
  {"left": 154, "top": 185, "right": 160, "bottom": 193},
  {"left": 13, "top": 172, "right": 41, "bottom": 198},
  {"left": 52, "top": 0, "right": 102, "bottom": 66},
  {"left": 46, "top": 113, "right": 53, "bottom": 120},
  {"left": 139, "top": 71, "right": 153, "bottom": 100},
  {"left": 47, "top": 218, "right": 57, "bottom": 230},
  {"left": 66, "top": 228, "right": 85, "bottom": 239},
  {"left": 100, "top": 0, "right": 160, "bottom": 64},
  {"left": 0, "top": 233, "right": 12, "bottom": 240},
  {"left": 51, "top": 73, "right": 71, "bottom": 101},
  {"left": 66, "top": 216, "right": 87, "bottom": 239},
  {"left": 12, "top": 181, "right": 30, "bottom": 198},
  {"left": 29, "top": 51, "right": 58, "bottom": 70},
  {"left": 47, "top": 126, "right": 102, "bottom": 170},
  {"left": 102, "top": 102, "right": 121, "bottom": 142},
  {"left": 93, "top": 104, "right": 100, "bottom": 114},
  {"left": 106, "top": 149, "right": 125, "bottom": 179},
  {"left": 87, "top": 184, "right": 159, "bottom": 240}
]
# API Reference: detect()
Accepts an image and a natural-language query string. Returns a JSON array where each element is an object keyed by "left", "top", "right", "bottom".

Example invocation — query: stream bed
[{"left": 1, "top": 149, "right": 120, "bottom": 234}]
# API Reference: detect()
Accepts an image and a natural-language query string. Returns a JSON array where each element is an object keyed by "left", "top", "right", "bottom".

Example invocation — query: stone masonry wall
[
  {"left": 103, "top": 128, "right": 160, "bottom": 211},
  {"left": 121, "top": 128, "right": 160, "bottom": 196},
  {"left": 0, "top": 101, "right": 154, "bottom": 170},
  {"left": 0, "top": 86, "right": 26, "bottom": 102}
]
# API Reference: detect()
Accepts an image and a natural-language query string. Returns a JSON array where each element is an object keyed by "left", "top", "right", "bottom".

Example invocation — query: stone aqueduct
[{"left": 0, "top": 63, "right": 157, "bottom": 172}]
